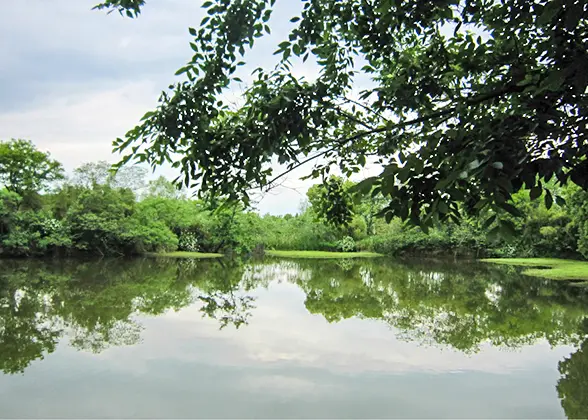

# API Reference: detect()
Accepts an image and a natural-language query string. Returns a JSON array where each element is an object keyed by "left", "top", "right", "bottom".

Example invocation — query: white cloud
[{"left": 0, "top": 80, "right": 159, "bottom": 170}]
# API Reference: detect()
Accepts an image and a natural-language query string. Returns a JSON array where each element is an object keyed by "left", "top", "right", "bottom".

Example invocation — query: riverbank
[
  {"left": 482, "top": 258, "right": 588, "bottom": 282},
  {"left": 146, "top": 251, "right": 223, "bottom": 259},
  {"left": 265, "top": 250, "right": 383, "bottom": 259}
]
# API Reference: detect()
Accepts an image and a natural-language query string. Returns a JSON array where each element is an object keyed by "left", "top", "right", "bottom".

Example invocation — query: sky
[{"left": 0, "top": 0, "right": 381, "bottom": 215}]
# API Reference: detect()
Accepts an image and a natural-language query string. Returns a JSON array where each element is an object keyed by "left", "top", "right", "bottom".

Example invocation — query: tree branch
[
  {"left": 338, "top": 96, "right": 391, "bottom": 123},
  {"left": 261, "top": 82, "right": 534, "bottom": 191}
]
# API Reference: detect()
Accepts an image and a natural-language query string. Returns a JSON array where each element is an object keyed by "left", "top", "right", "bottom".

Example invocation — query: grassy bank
[
  {"left": 482, "top": 258, "right": 588, "bottom": 282},
  {"left": 265, "top": 250, "right": 383, "bottom": 259},
  {"left": 146, "top": 251, "right": 223, "bottom": 259}
]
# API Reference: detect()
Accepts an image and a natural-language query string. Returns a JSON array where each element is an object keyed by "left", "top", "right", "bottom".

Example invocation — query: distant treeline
[{"left": 1, "top": 138, "right": 587, "bottom": 259}]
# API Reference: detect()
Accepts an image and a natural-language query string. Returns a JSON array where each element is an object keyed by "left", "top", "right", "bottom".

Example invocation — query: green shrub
[{"left": 336, "top": 236, "right": 356, "bottom": 252}]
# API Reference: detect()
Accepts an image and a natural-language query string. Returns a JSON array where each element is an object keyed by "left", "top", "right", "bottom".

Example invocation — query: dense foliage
[
  {"left": 0, "top": 139, "right": 64, "bottom": 209},
  {"left": 96, "top": 0, "right": 587, "bottom": 235},
  {"left": 1, "top": 139, "right": 588, "bottom": 259}
]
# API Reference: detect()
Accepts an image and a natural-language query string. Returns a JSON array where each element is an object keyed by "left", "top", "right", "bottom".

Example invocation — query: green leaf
[
  {"left": 468, "top": 159, "right": 481, "bottom": 170},
  {"left": 537, "top": 0, "right": 561, "bottom": 25},
  {"left": 483, "top": 215, "right": 496, "bottom": 229},
  {"left": 530, "top": 186, "right": 542, "bottom": 200},
  {"left": 175, "top": 66, "right": 191, "bottom": 76},
  {"left": 497, "top": 202, "right": 523, "bottom": 218},
  {"left": 499, "top": 219, "right": 517, "bottom": 238},
  {"left": 437, "top": 200, "right": 449, "bottom": 214},
  {"left": 545, "top": 189, "right": 553, "bottom": 209}
]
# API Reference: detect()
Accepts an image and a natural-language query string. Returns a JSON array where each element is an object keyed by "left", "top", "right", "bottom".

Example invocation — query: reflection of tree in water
[
  {"left": 0, "top": 258, "right": 255, "bottom": 374},
  {"left": 279, "top": 258, "right": 588, "bottom": 418},
  {"left": 195, "top": 259, "right": 255, "bottom": 329},
  {"left": 0, "top": 288, "right": 61, "bottom": 374},
  {"left": 288, "top": 259, "right": 588, "bottom": 353},
  {"left": 68, "top": 319, "right": 143, "bottom": 353},
  {"left": 557, "top": 318, "right": 588, "bottom": 419},
  {"left": 2, "top": 256, "right": 588, "bottom": 418}
]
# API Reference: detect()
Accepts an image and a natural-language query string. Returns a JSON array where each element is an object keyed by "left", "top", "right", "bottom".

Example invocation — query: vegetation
[
  {"left": 558, "top": 337, "right": 588, "bottom": 419},
  {"left": 265, "top": 250, "right": 382, "bottom": 259},
  {"left": 482, "top": 258, "right": 588, "bottom": 282},
  {"left": 1, "top": 139, "right": 588, "bottom": 261},
  {"left": 148, "top": 251, "right": 223, "bottom": 259},
  {"left": 96, "top": 0, "right": 587, "bottom": 236}
]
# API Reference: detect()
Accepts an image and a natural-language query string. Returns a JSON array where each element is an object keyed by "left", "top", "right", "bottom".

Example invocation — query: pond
[{"left": 0, "top": 257, "right": 587, "bottom": 418}]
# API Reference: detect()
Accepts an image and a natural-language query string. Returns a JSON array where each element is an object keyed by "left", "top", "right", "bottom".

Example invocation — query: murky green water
[{"left": 0, "top": 257, "right": 587, "bottom": 418}]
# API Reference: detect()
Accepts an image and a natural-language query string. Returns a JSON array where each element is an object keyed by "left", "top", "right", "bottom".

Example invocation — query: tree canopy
[
  {"left": 95, "top": 0, "right": 587, "bottom": 231},
  {"left": 72, "top": 160, "right": 147, "bottom": 193},
  {"left": 0, "top": 139, "right": 64, "bottom": 197}
]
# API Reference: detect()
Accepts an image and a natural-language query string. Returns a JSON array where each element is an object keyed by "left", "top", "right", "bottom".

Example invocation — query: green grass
[
  {"left": 481, "top": 258, "right": 588, "bottom": 282},
  {"left": 146, "top": 251, "right": 223, "bottom": 259},
  {"left": 265, "top": 250, "right": 383, "bottom": 259}
]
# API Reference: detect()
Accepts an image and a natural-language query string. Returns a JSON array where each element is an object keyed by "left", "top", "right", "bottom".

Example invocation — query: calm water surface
[{"left": 0, "top": 257, "right": 587, "bottom": 418}]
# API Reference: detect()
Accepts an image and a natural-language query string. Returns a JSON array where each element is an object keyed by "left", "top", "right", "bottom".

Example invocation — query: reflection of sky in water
[{"left": 0, "top": 279, "right": 572, "bottom": 419}]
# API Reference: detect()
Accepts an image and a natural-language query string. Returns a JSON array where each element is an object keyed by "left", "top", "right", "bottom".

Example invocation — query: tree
[
  {"left": 567, "top": 187, "right": 588, "bottom": 258},
  {"left": 307, "top": 176, "right": 386, "bottom": 233},
  {"left": 72, "top": 161, "right": 113, "bottom": 188},
  {"left": 65, "top": 184, "right": 177, "bottom": 255},
  {"left": 73, "top": 161, "right": 147, "bottom": 194},
  {"left": 306, "top": 176, "right": 354, "bottom": 227},
  {"left": 143, "top": 176, "right": 186, "bottom": 200},
  {"left": 0, "top": 139, "right": 64, "bottom": 197},
  {"left": 97, "top": 0, "right": 587, "bottom": 230}
]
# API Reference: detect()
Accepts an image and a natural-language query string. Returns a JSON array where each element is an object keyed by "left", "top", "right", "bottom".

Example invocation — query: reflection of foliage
[
  {"left": 0, "top": 258, "right": 256, "bottom": 374},
  {"left": 196, "top": 259, "right": 255, "bottom": 329},
  {"left": 289, "top": 259, "right": 588, "bottom": 353},
  {"left": 557, "top": 327, "right": 588, "bottom": 420},
  {"left": 69, "top": 319, "right": 143, "bottom": 353},
  {"left": 0, "top": 264, "right": 64, "bottom": 374},
  {"left": 2, "top": 255, "right": 588, "bottom": 394},
  {"left": 198, "top": 293, "right": 255, "bottom": 329},
  {"left": 335, "top": 258, "right": 354, "bottom": 272},
  {"left": 0, "top": 293, "right": 61, "bottom": 374}
]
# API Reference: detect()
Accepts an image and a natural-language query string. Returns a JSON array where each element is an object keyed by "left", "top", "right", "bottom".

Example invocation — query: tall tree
[
  {"left": 97, "top": 1, "right": 587, "bottom": 230},
  {"left": 0, "top": 139, "right": 64, "bottom": 196},
  {"left": 307, "top": 176, "right": 354, "bottom": 227},
  {"left": 73, "top": 161, "right": 147, "bottom": 193},
  {"left": 143, "top": 176, "right": 186, "bottom": 200},
  {"left": 72, "top": 161, "right": 113, "bottom": 188}
]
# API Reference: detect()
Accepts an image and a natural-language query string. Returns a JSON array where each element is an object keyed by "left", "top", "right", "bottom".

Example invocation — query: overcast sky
[{"left": 0, "top": 0, "right": 380, "bottom": 214}]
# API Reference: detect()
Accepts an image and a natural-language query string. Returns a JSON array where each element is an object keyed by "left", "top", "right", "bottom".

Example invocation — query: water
[{"left": 0, "top": 257, "right": 586, "bottom": 419}]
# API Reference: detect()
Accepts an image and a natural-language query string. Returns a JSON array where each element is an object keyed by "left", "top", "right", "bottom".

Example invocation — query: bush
[
  {"left": 122, "top": 219, "right": 178, "bottom": 253},
  {"left": 178, "top": 231, "right": 199, "bottom": 252},
  {"left": 336, "top": 236, "right": 356, "bottom": 252}
]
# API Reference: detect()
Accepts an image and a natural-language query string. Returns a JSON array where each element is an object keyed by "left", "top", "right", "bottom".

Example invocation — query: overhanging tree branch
[{"left": 262, "top": 82, "right": 536, "bottom": 190}]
